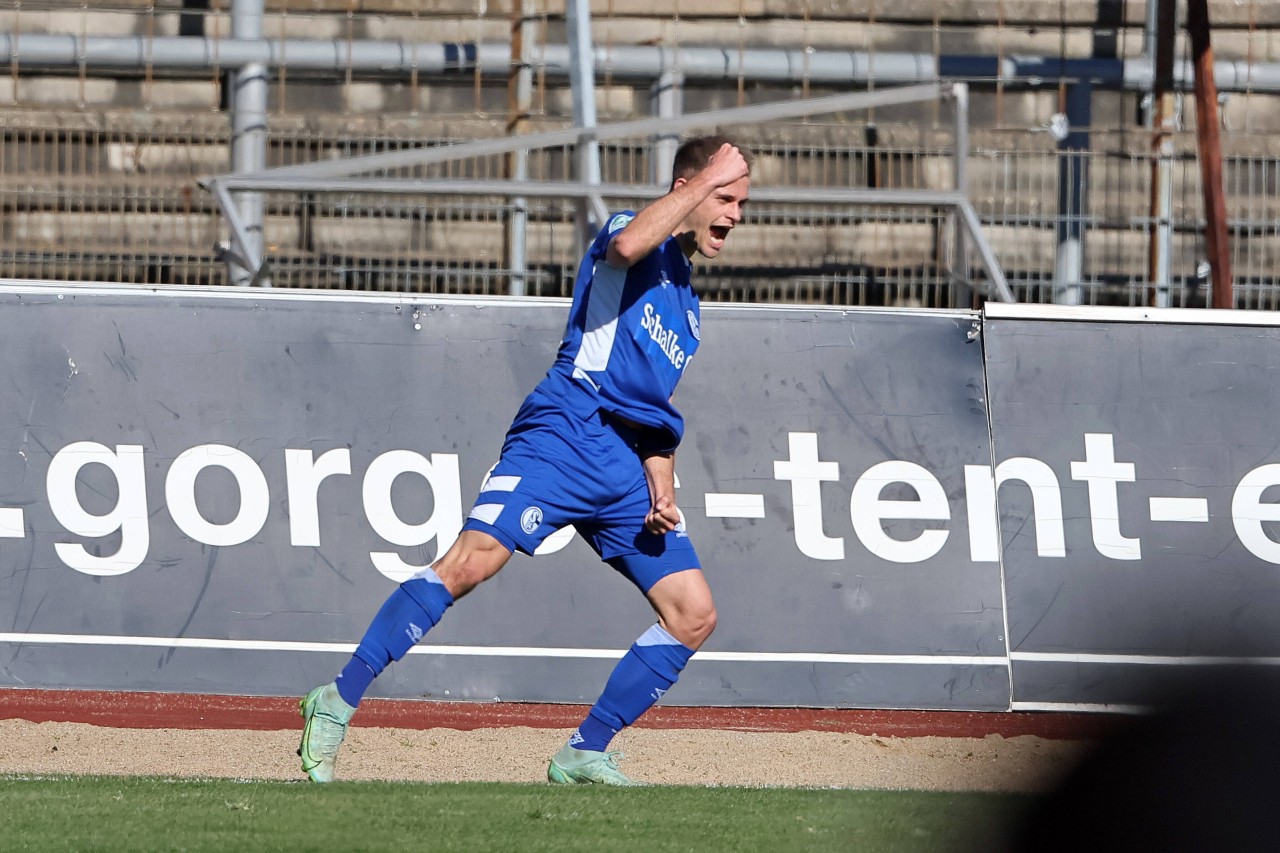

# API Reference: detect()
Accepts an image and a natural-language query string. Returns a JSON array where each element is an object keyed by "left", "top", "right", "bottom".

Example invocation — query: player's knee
[
  {"left": 695, "top": 604, "right": 718, "bottom": 643},
  {"left": 670, "top": 602, "right": 717, "bottom": 649},
  {"left": 432, "top": 536, "right": 508, "bottom": 598},
  {"left": 433, "top": 555, "right": 484, "bottom": 597}
]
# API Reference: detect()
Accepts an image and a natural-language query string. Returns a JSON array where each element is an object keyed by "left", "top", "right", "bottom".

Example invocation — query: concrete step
[
  {"left": 2, "top": 206, "right": 948, "bottom": 271},
  {"left": 264, "top": 211, "right": 953, "bottom": 269},
  {"left": 982, "top": 221, "right": 1280, "bottom": 280},
  {"left": 0, "top": 182, "right": 218, "bottom": 215},
  {"left": 0, "top": 249, "right": 221, "bottom": 287},
  {"left": 155, "top": 1, "right": 1280, "bottom": 29},
  {"left": 7, "top": 210, "right": 218, "bottom": 252},
  {"left": 8, "top": 121, "right": 1277, "bottom": 225},
  {"left": 0, "top": 145, "right": 227, "bottom": 181},
  {"left": 5, "top": 2, "right": 1276, "bottom": 62},
  {"left": 0, "top": 76, "right": 223, "bottom": 112}
]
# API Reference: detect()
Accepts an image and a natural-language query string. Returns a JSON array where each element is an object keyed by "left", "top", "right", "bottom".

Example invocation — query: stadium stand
[{"left": 1, "top": 1, "right": 1278, "bottom": 307}]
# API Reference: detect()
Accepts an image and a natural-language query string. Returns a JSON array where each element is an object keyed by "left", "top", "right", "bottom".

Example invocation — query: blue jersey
[
  {"left": 536, "top": 211, "right": 701, "bottom": 452},
  {"left": 463, "top": 211, "right": 704, "bottom": 575}
]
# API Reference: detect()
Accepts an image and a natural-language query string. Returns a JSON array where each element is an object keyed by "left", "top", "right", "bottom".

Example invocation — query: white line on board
[
  {"left": 1012, "top": 651, "right": 1280, "bottom": 666},
  {"left": 7, "top": 634, "right": 1279, "bottom": 669},
  {"left": 0, "top": 633, "right": 1003, "bottom": 666}
]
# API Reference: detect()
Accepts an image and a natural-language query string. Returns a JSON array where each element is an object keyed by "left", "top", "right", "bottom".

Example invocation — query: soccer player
[{"left": 297, "top": 136, "right": 751, "bottom": 786}]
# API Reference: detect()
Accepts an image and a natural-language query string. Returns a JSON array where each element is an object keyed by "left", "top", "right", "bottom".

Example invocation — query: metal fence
[{"left": 2, "top": 1, "right": 1279, "bottom": 309}]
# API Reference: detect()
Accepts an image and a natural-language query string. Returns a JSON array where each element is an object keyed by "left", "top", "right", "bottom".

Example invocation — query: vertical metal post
[
  {"left": 1053, "top": 83, "right": 1092, "bottom": 305},
  {"left": 230, "top": 0, "right": 268, "bottom": 286},
  {"left": 566, "top": 0, "right": 606, "bottom": 245},
  {"left": 504, "top": 0, "right": 535, "bottom": 297},
  {"left": 1147, "top": 0, "right": 1176, "bottom": 308},
  {"left": 950, "top": 83, "right": 974, "bottom": 308},
  {"left": 650, "top": 62, "right": 683, "bottom": 187},
  {"left": 1186, "top": 0, "right": 1233, "bottom": 308}
]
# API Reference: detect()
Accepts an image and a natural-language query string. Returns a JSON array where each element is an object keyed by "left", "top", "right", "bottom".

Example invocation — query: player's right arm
[
  {"left": 641, "top": 450, "right": 682, "bottom": 535},
  {"left": 605, "top": 143, "right": 748, "bottom": 268}
]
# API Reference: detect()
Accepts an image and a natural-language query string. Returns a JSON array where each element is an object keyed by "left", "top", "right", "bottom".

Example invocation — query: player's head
[
  {"left": 671, "top": 135, "right": 752, "bottom": 260},
  {"left": 669, "top": 135, "right": 752, "bottom": 188}
]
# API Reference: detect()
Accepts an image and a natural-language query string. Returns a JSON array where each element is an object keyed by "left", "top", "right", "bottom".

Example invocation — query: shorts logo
[
  {"left": 520, "top": 506, "right": 544, "bottom": 534},
  {"left": 686, "top": 310, "right": 700, "bottom": 341}
]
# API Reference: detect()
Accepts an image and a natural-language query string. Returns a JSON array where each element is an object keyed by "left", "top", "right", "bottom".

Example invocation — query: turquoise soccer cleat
[
  {"left": 547, "top": 745, "right": 649, "bottom": 787},
  {"left": 297, "top": 682, "right": 356, "bottom": 783}
]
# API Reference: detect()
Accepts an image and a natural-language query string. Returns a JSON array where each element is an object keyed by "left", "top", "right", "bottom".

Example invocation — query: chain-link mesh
[{"left": 1, "top": 1, "right": 1278, "bottom": 308}]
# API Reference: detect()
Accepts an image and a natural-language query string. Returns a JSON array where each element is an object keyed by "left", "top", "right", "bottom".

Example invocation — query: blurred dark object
[{"left": 1008, "top": 668, "right": 1280, "bottom": 852}]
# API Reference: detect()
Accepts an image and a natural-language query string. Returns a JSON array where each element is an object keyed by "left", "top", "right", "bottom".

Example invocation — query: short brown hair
[{"left": 670, "top": 135, "right": 752, "bottom": 187}]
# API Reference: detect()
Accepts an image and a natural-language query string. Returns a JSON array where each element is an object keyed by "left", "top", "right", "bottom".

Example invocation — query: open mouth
[{"left": 708, "top": 225, "right": 731, "bottom": 246}]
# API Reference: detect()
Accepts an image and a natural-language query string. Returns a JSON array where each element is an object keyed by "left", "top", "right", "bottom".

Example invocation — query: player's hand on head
[{"left": 704, "top": 143, "right": 749, "bottom": 188}]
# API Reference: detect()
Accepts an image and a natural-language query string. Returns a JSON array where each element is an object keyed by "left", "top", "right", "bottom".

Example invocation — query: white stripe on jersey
[
  {"left": 480, "top": 475, "right": 521, "bottom": 493},
  {"left": 571, "top": 366, "right": 600, "bottom": 391},
  {"left": 572, "top": 260, "right": 628, "bottom": 373},
  {"left": 468, "top": 503, "right": 504, "bottom": 525}
]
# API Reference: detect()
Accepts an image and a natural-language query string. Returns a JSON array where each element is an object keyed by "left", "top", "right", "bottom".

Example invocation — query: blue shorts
[{"left": 461, "top": 390, "right": 700, "bottom": 593}]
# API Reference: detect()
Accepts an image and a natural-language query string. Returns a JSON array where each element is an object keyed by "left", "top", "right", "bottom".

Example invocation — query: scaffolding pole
[
  {"left": 1186, "top": 0, "right": 1233, "bottom": 308},
  {"left": 566, "top": 0, "right": 606, "bottom": 246},
  {"left": 504, "top": 1, "right": 535, "bottom": 297},
  {"left": 650, "top": 62, "right": 683, "bottom": 188},
  {"left": 229, "top": 0, "right": 268, "bottom": 286}
]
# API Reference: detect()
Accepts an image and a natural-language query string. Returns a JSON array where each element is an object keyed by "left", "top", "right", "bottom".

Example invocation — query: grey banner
[
  {"left": 984, "top": 308, "right": 1280, "bottom": 709},
  {"left": 0, "top": 283, "right": 1006, "bottom": 710}
]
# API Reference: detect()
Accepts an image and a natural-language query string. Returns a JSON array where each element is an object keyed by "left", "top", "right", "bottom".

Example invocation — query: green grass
[{"left": 0, "top": 776, "right": 1031, "bottom": 853}]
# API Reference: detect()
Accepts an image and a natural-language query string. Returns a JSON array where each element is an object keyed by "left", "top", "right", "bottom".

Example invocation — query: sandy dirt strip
[
  {"left": 0, "top": 689, "right": 1109, "bottom": 790},
  {"left": 0, "top": 719, "right": 1090, "bottom": 791}
]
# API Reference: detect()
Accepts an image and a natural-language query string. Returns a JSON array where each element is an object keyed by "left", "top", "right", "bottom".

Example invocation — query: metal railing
[{"left": 203, "top": 83, "right": 1014, "bottom": 304}]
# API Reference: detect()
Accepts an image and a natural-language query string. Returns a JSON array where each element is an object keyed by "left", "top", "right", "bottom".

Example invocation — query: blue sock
[
  {"left": 570, "top": 624, "right": 694, "bottom": 753},
  {"left": 335, "top": 568, "right": 454, "bottom": 707},
  {"left": 335, "top": 657, "right": 377, "bottom": 707}
]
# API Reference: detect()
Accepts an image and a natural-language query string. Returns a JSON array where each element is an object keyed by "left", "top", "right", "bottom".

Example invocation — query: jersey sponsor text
[{"left": 640, "top": 303, "right": 688, "bottom": 370}]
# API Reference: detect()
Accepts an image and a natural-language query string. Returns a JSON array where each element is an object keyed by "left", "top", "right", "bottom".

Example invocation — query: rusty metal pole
[
  {"left": 1186, "top": 0, "right": 1233, "bottom": 309},
  {"left": 1147, "top": 0, "right": 1176, "bottom": 308}
]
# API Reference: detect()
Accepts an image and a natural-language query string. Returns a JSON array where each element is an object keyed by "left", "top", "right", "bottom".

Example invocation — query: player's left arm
[{"left": 642, "top": 450, "right": 681, "bottom": 535}]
